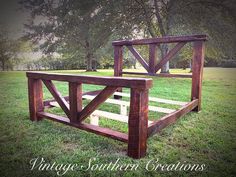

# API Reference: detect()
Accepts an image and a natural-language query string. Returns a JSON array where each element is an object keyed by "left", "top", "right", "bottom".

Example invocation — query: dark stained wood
[
  {"left": 128, "top": 88, "right": 149, "bottom": 159},
  {"left": 126, "top": 45, "right": 149, "bottom": 72},
  {"left": 148, "top": 44, "right": 157, "bottom": 74},
  {"left": 114, "top": 45, "right": 123, "bottom": 77},
  {"left": 148, "top": 99, "right": 198, "bottom": 137},
  {"left": 78, "top": 86, "right": 118, "bottom": 122},
  {"left": 69, "top": 82, "right": 82, "bottom": 123},
  {"left": 27, "top": 72, "right": 153, "bottom": 90},
  {"left": 28, "top": 78, "right": 44, "bottom": 121},
  {"left": 122, "top": 72, "right": 192, "bottom": 78},
  {"left": 191, "top": 41, "right": 205, "bottom": 112},
  {"left": 37, "top": 111, "right": 128, "bottom": 142},
  {"left": 112, "top": 34, "right": 207, "bottom": 46},
  {"left": 42, "top": 80, "right": 70, "bottom": 117},
  {"left": 155, "top": 42, "right": 186, "bottom": 72}
]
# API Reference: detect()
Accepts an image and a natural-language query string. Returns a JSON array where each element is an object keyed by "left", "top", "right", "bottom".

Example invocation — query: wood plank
[
  {"left": 191, "top": 41, "right": 205, "bottom": 111},
  {"left": 149, "top": 44, "right": 157, "bottom": 74},
  {"left": 114, "top": 45, "right": 123, "bottom": 77},
  {"left": 78, "top": 86, "right": 118, "bottom": 122},
  {"left": 128, "top": 88, "right": 149, "bottom": 159},
  {"left": 148, "top": 99, "right": 198, "bottom": 137},
  {"left": 27, "top": 72, "right": 153, "bottom": 90},
  {"left": 155, "top": 42, "right": 186, "bottom": 72},
  {"left": 69, "top": 82, "right": 82, "bottom": 122},
  {"left": 83, "top": 95, "right": 176, "bottom": 113},
  {"left": 37, "top": 112, "right": 128, "bottom": 143},
  {"left": 121, "top": 72, "right": 192, "bottom": 78},
  {"left": 126, "top": 45, "right": 149, "bottom": 72},
  {"left": 112, "top": 34, "right": 207, "bottom": 46},
  {"left": 113, "top": 92, "right": 187, "bottom": 106},
  {"left": 91, "top": 109, "right": 154, "bottom": 125},
  {"left": 42, "top": 80, "right": 70, "bottom": 117},
  {"left": 28, "top": 78, "right": 44, "bottom": 121}
]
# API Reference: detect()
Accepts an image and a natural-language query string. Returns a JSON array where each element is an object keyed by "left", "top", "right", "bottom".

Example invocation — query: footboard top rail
[{"left": 26, "top": 72, "right": 153, "bottom": 89}]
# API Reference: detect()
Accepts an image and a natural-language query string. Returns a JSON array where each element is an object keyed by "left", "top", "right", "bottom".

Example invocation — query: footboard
[{"left": 26, "top": 72, "right": 152, "bottom": 158}]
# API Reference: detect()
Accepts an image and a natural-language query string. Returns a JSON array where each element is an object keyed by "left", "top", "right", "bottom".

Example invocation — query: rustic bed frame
[{"left": 27, "top": 34, "right": 207, "bottom": 159}]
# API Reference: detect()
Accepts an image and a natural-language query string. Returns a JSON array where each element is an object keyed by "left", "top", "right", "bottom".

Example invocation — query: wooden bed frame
[{"left": 26, "top": 34, "right": 207, "bottom": 159}]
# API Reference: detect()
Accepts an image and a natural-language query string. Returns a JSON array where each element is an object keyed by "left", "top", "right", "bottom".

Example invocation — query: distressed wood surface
[
  {"left": 112, "top": 34, "right": 207, "bottom": 46},
  {"left": 27, "top": 72, "right": 153, "bottom": 89},
  {"left": 42, "top": 80, "right": 70, "bottom": 117},
  {"left": 191, "top": 41, "right": 205, "bottom": 112},
  {"left": 128, "top": 88, "right": 149, "bottom": 159}
]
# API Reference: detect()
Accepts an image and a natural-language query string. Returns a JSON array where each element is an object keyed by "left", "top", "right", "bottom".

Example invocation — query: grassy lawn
[{"left": 0, "top": 68, "right": 235, "bottom": 177}]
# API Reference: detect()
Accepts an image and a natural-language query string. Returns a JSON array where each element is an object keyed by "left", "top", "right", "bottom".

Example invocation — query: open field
[{"left": 0, "top": 67, "right": 235, "bottom": 177}]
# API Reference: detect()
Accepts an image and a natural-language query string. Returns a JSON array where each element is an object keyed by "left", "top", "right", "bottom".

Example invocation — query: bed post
[
  {"left": 128, "top": 88, "right": 149, "bottom": 158},
  {"left": 114, "top": 45, "right": 123, "bottom": 99},
  {"left": 28, "top": 78, "right": 44, "bottom": 121},
  {"left": 191, "top": 41, "right": 205, "bottom": 112}
]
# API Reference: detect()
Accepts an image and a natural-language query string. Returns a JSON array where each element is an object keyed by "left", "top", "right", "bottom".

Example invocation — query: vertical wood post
[
  {"left": 69, "top": 82, "right": 82, "bottom": 122},
  {"left": 128, "top": 88, "right": 149, "bottom": 158},
  {"left": 149, "top": 44, "right": 157, "bottom": 75},
  {"left": 114, "top": 45, "right": 123, "bottom": 99},
  {"left": 191, "top": 41, "right": 205, "bottom": 112},
  {"left": 28, "top": 78, "right": 44, "bottom": 121}
]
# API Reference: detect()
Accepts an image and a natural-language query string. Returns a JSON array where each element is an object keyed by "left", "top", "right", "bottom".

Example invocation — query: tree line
[{"left": 1, "top": 0, "right": 236, "bottom": 71}]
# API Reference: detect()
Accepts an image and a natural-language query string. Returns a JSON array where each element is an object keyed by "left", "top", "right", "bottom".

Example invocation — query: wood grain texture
[
  {"left": 78, "top": 86, "right": 118, "bottom": 122},
  {"left": 69, "top": 82, "right": 82, "bottom": 122},
  {"left": 155, "top": 42, "right": 186, "bottom": 72},
  {"left": 128, "top": 88, "right": 149, "bottom": 159},
  {"left": 127, "top": 45, "right": 149, "bottom": 72},
  {"left": 148, "top": 99, "right": 198, "bottom": 137},
  {"left": 191, "top": 41, "right": 205, "bottom": 111},
  {"left": 149, "top": 44, "right": 157, "bottom": 74},
  {"left": 42, "top": 80, "right": 70, "bottom": 117},
  {"left": 112, "top": 34, "right": 207, "bottom": 46},
  {"left": 28, "top": 78, "right": 44, "bottom": 121}
]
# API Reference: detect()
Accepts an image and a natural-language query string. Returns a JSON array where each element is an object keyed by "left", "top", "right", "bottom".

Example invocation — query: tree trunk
[
  {"left": 160, "top": 44, "right": 170, "bottom": 73},
  {"left": 85, "top": 41, "right": 93, "bottom": 71}
]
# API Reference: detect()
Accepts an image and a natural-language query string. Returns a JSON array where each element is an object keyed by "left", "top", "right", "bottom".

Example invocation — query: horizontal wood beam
[
  {"left": 126, "top": 45, "right": 150, "bottom": 72},
  {"left": 112, "top": 35, "right": 207, "bottom": 46},
  {"left": 37, "top": 112, "right": 128, "bottom": 143},
  {"left": 148, "top": 99, "right": 198, "bottom": 137},
  {"left": 27, "top": 72, "right": 153, "bottom": 89},
  {"left": 122, "top": 72, "right": 192, "bottom": 78}
]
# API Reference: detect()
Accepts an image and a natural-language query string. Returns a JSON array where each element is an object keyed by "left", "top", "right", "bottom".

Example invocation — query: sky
[{"left": 0, "top": 0, "right": 30, "bottom": 39}]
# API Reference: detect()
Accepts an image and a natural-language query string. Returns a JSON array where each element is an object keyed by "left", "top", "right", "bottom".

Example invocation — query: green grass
[{"left": 0, "top": 68, "right": 235, "bottom": 177}]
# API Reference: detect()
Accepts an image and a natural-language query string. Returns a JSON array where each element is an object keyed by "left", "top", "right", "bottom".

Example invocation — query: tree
[
  {"left": 0, "top": 27, "right": 20, "bottom": 71},
  {"left": 21, "top": 0, "right": 132, "bottom": 71}
]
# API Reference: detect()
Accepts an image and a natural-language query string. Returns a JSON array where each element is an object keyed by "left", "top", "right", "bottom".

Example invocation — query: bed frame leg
[
  {"left": 191, "top": 41, "right": 205, "bottom": 112},
  {"left": 128, "top": 88, "right": 148, "bottom": 159},
  {"left": 28, "top": 78, "right": 44, "bottom": 121}
]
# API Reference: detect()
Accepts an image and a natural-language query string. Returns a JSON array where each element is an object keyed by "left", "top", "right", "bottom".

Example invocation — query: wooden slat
[
  {"left": 148, "top": 99, "right": 198, "bottom": 137},
  {"left": 113, "top": 92, "right": 187, "bottom": 106},
  {"left": 42, "top": 80, "right": 70, "bottom": 117},
  {"left": 26, "top": 72, "right": 153, "bottom": 90},
  {"left": 112, "top": 34, "right": 207, "bottom": 46},
  {"left": 91, "top": 109, "right": 154, "bottom": 125},
  {"left": 78, "top": 86, "right": 118, "bottom": 122},
  {"left": 83, "top": 95, "right": 176, "bottom": 113},
  {"left": 114, "top": 45, "right": 123, "bottom": 77},
  {"left": 121, "top": 72, "right": 192, "bottom": 78},
  {"left": 37, "top": 112, "right": 128, "bottom": 143},
  {"left": 127, "top": 45, "right": 150, "bottom": 72},
  {"left": 69, "top": 82, "right": 82, "bottom": 122},
  {"left": 155, "top": 42, "right": 186, "bottom": 72}
]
